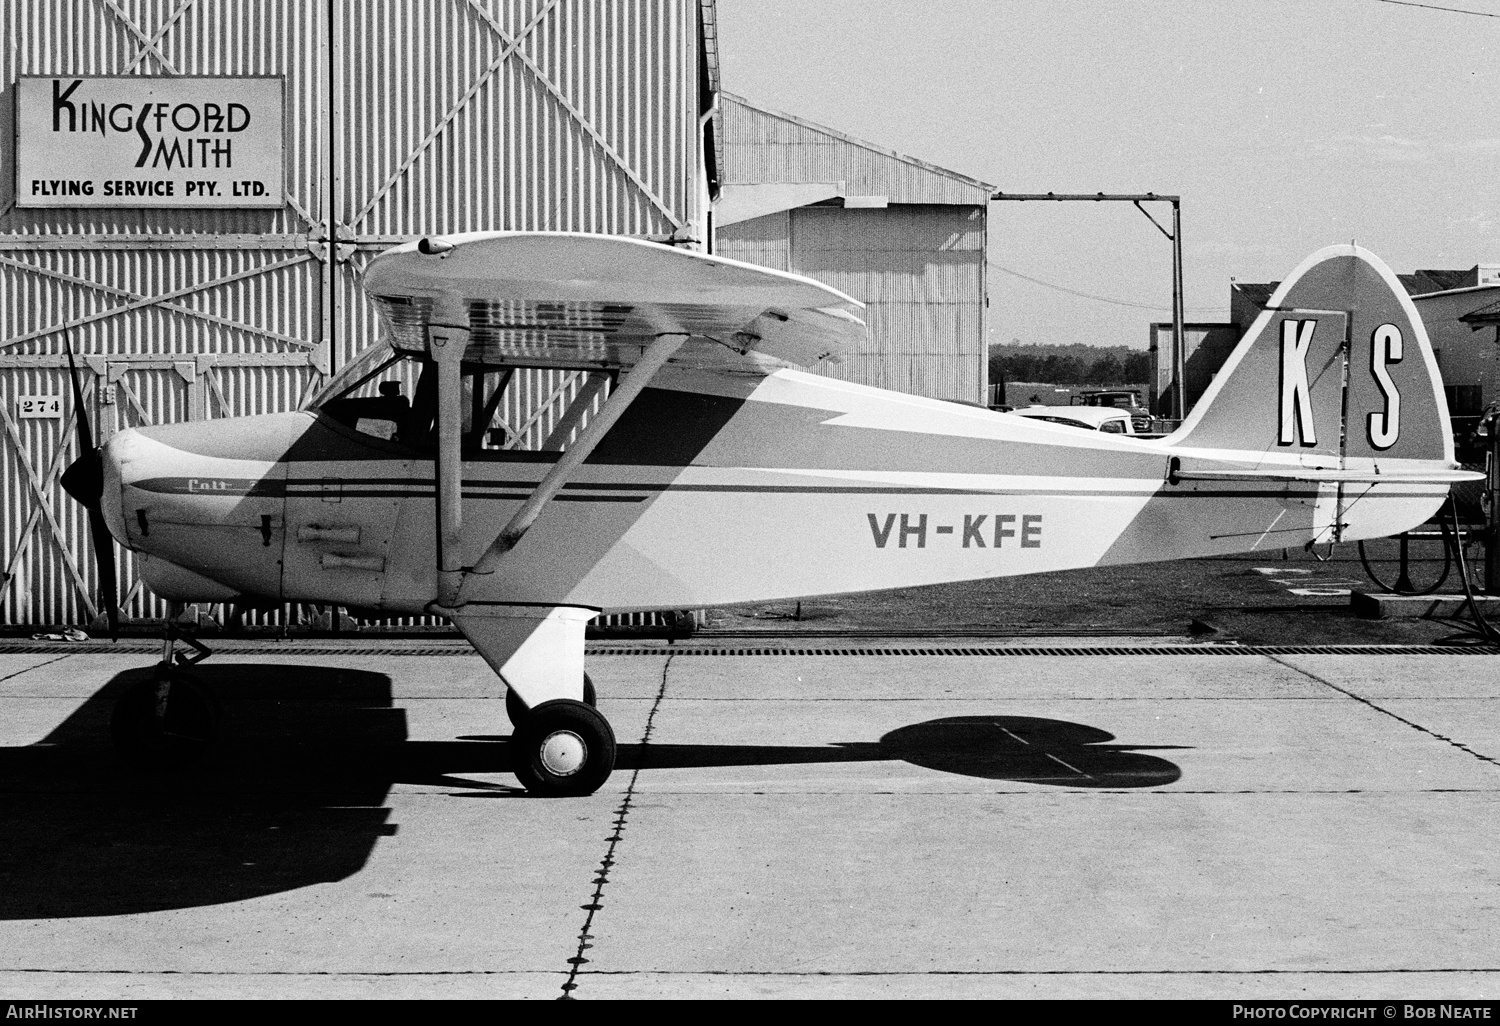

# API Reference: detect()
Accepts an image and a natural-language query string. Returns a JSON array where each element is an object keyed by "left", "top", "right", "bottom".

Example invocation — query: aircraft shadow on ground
[{"left": 0, "top": 663, "right": 1183, "bottom": 919}]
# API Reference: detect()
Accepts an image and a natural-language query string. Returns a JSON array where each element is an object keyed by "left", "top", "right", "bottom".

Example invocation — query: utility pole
[{"left": 991, "top": 192, "right": 1186, "bottom": 420}]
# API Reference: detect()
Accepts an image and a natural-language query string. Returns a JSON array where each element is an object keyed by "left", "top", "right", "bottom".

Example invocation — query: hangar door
[
  {"left": 0, "top": 0, "right": 330, "bottom": 627},
  {"left": 0, "top": 0, "right": 704, "bottom": 628}
]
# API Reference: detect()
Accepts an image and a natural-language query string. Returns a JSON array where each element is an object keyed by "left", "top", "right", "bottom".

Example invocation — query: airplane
[{"left": 58, "top": 234, "right": 1481, "bottom": 795}]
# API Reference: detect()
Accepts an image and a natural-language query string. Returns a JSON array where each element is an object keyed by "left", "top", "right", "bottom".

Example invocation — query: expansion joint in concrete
[
  {"left": 559, "top": 653, "right": 674, "bottom": 999},
  {"left": 0, "top": 652, "right": 73, "bottom": 684},
  {"left": 1266, "top": 654, "right": 1500, "bottom": 770}
]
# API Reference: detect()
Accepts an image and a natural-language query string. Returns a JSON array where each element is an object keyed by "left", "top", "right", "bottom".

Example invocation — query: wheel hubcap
[{"left": 539, "top": 730, "right": 587, "bottom": 776}]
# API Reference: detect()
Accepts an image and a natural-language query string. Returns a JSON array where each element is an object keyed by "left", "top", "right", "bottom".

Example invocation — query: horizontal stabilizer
[{"left": 1168, "top": 467, "right": 1483, "bottom": 484}]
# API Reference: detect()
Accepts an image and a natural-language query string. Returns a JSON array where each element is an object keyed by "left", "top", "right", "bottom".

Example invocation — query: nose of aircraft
[{"left": 62, "top": 430, "right": 130, "bottom": 547}]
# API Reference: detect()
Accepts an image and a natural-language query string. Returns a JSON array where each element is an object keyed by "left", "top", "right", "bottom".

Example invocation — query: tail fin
[{"left": 1169, "top": 244, "right": 1454, "bottom": 467}]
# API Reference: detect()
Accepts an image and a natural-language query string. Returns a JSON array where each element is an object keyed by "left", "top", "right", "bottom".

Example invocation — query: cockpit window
[
  {"left": 314, "top": 352, "right": 566, "bottom": 455},
  {"left": 304, "top": 341, "right": 402, "bottom": 410},
  {"left": 320, "top": 380, "right": 411, "bottom": 441}
]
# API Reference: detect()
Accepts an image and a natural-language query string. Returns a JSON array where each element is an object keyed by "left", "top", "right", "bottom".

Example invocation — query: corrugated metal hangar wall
[
  {"left": 713, "top": 93, "right": 992, "bottom": 404},
  {"left": 0, "top": 0, "right": 715, "bottom": 627}
]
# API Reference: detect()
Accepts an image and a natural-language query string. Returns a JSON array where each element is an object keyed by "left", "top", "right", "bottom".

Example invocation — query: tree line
[{"left": 989, "top": 343, "right": 1151, "bottom": 386}]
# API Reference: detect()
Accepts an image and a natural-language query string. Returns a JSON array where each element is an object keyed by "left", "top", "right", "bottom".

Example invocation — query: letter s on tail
[{"left": 1169, "top": 244, "right": 1453, "bottom": 467}]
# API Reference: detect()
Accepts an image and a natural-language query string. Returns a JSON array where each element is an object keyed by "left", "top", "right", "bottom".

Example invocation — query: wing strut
[
  {"left": 430, "top": 324, "right": 469, "bottom": 607},
  {"left": 452, "top": 331, "right": 687, "bottom": 606}
]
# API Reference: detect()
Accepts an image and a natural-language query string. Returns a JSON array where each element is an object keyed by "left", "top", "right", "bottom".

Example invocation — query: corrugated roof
[
  {"left": 1240, "top": 273, "right": 1481, "bottom": 304},
  {"left": 1232, "top": 282, "right": 1279, "bottom": 306},
  {"left": 716, "top": 92, "right": 994, "bottom": 206},
  {"left": 1400, "top": 269, "right": 1474, "bottom": 295}
]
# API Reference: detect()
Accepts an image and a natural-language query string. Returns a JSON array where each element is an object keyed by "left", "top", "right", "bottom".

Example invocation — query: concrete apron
[{"left": 0, "top": 648, "right": 1496, "bottom": 999}]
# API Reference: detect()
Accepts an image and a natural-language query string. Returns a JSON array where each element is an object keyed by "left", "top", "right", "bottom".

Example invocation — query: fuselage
[{"left": 101, "top": 366, "right": 1448, "bottom": 615}]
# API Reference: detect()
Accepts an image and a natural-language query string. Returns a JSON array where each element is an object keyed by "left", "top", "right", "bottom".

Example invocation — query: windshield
[{"left": 303, "top": 341, "right": 400, "bottom": 411}]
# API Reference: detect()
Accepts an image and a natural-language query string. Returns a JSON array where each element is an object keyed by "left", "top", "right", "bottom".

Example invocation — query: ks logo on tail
[
  {"left": 1367, "top": 323, "right": 1403, "bottom": 450},
  {"left": 1278, "top": 319, "right": 1318, "bottom": 447},
  {"left": 1277, "top": 318, "right": 1403, "bottom": 450}
]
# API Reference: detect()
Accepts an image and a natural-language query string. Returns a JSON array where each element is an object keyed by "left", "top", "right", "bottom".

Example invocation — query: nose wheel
[
  {"left": 110, "top": 663, "right": 219, "bottom": 769},
  {"left": 511, "top": 699, "right": 616, "bottom": 797}
]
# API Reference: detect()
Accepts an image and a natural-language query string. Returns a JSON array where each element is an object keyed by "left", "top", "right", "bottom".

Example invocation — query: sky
[{"left": 715, "top": 0, "right": 1500, "bottom": 349}]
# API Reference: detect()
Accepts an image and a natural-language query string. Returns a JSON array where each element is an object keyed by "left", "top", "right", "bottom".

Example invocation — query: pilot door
[{"left": 282, "top": 456, "right": 405, "bottom": 611}]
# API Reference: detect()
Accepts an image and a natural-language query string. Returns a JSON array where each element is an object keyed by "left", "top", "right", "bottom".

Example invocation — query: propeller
[{"left": 58, "top": 338, "right": 119, "bottom": 638}]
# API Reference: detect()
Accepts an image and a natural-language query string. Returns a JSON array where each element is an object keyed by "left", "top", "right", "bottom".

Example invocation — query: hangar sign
[{"left": 15, "top": 76, "right": 284, "bottom": 208}]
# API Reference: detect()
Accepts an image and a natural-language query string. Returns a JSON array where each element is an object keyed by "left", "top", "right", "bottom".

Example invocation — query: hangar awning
[{"left": 715, "top": 182, "right": 894, "bottom": 226}]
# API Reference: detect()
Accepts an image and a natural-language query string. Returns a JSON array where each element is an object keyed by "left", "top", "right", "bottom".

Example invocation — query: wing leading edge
[{"left": 361, "top": 231, "right": 866, "bottom": 374}]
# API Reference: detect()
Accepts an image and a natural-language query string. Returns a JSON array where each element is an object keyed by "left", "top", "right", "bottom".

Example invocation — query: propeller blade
[
  {"left": 61, "top": 337, "right": 118, "bottom": 637},
  {"left": 64, "top": 341, "right": 94, "bottom": 455},
  {"left": 87, "top": 504, "right": 119, "bottom": 636}
]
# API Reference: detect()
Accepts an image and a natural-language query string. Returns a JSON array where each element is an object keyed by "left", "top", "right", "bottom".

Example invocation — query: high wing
[{"left": 361, "top": 231, "right": 866, "bottom": 374}]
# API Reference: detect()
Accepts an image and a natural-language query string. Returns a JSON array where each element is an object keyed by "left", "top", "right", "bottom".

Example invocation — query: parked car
[
  {"left": 1071, "top": 389, "right": 1152, "bottom": 432},
  {"left": 1010, "top": 405, "right": 1139, "bottom": 434}
]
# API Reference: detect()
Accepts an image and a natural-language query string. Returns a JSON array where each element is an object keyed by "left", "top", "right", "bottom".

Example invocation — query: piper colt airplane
[{"left": 60, "top": 235, "right": 1479, "bottom": 795}]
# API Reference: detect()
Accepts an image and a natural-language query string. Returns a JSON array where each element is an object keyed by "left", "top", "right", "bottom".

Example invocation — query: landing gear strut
[
  {"left": 111, "top": 608, "right": 218, "bottom": 769},
  {"left": 111, "top": 663, "right": 218, "bottom": 769},
  {"left": 444, "top": 605, "right": 615, "bottom": 796},
  {"left": 505, "top": 672, "right": 596, "bottom": 728}
]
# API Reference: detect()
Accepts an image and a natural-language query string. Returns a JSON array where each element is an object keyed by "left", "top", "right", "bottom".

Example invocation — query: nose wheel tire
[
  {"left": 505, "top": 672, "right": 595, "bottom": 728},
  {"left": 511, "top": 699, "right": 615, "bottom": 797},
  {"left": 110, "top": 664, "right": 219, "bottom": 770}
]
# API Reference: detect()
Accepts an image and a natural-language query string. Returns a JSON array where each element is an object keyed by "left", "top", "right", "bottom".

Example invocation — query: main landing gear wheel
[
  {"left": 505, "top": 672, "right": 595, "bottom": 728},
  {"left": 511, "top": 699, "right": 616, "bottom": 797},
  {"left": 110, "top": 664, "right": 218, "bottom": 770}
]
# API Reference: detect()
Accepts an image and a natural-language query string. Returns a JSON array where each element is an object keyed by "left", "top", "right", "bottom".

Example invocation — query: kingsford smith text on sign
[{"left": 15, "top": 77, "right": 284, "bottom": 209}]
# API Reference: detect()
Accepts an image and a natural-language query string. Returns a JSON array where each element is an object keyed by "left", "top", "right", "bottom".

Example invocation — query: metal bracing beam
[
  {"left": 0, "top": 394, "right": 97, "bottom": 620},
  {"left": 121, "top": 0, "right": 195, "bottom": 73},
  {"left": 351, "top": 0, "right": 560, "bottom": 230},
  {"left": 540, "top": 372, "right": 610, "bottom": 451},
  {"left": 0, "top": 352, "right": 314, "bottom": 369},
  {"left": 455, "top": 332, "right": 687, "bottom": 605},
  {"left": 0, "top": 255, "right": 314, "bottom": 352},
  {"left": 0, "top": 254, "right": 317, "bottom": 350},
  {"left": 203, "top": 369, "right": 230, "bottom": 418},
  {"left": 0, "top": 236, "right": 310, "bottom": 251},
  {"left": 0, "top": 395, "right": 81, "bottom": 620},
  {"left": 502, "top": 371, "right": 585, "bottom": 450},
  {"left": 112, "top": 376, "right": 155, "bottom": 429},
  {"left": 460, "top": 0, "right": 684, "bottom": 230},
  {"left": 992, "top": 193, "right": 1180, "bottom": 202},
  {"left": 99, "top": 0, "right": 178, "bottom": 75},
  {"left": 354, "top": 0, "right": 682, "bottom": 234},
  {"left": 991, "top": 190, "right": 1185, "bottom": 419}
]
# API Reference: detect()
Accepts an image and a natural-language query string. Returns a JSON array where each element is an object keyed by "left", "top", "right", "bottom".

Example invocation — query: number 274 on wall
[{"left": 16, "top": 396, "right": 62, "bottom": 419}]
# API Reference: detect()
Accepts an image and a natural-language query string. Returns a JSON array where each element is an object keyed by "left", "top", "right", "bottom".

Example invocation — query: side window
[
  {"left": 466, "top": 367, "right": 516, "bottom": 453},
  {"left": 1100, "top": 420, "right": 1126, "bottom": 433},
  {"left": 322, "top": 380, "right": 411, "bottom": 441}
]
